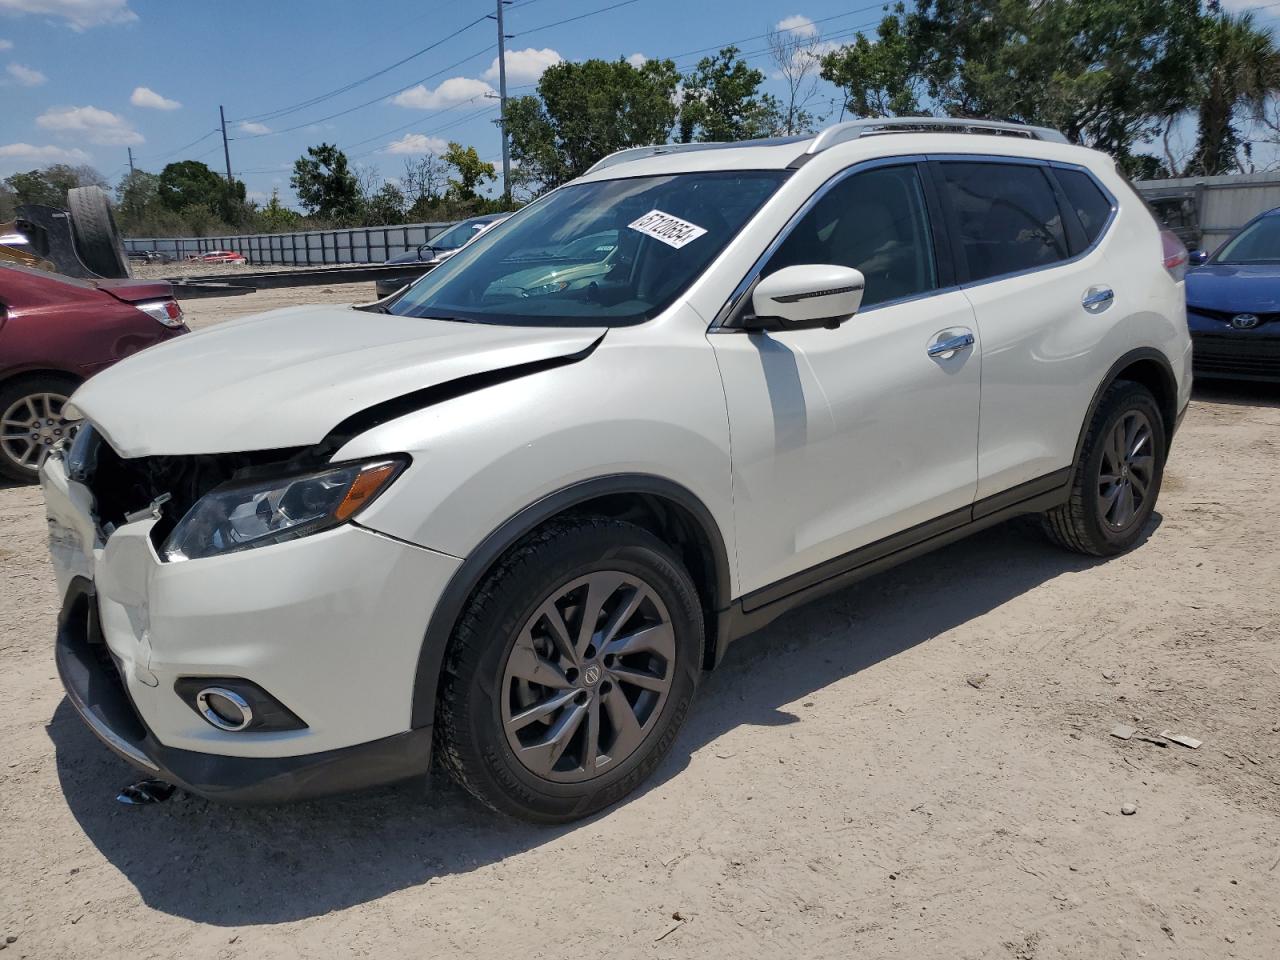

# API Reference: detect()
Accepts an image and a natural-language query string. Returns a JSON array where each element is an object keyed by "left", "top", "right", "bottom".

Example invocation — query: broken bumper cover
[{"left": 55, "top": 578, "right": 434, "bottom": 804}]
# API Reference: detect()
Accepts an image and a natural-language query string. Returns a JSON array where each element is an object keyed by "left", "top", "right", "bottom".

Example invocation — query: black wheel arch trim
[
  {"left": 409, "top": 473, "right": 733, "bottom": 729},
  {"left": 1072, "top": 346, "right": 1179, "bottom": 475}
]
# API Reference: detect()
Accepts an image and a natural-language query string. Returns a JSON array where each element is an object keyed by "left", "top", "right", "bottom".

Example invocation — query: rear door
[{"left": 929, "top": 156, "right": 1118, "bottom": 503}]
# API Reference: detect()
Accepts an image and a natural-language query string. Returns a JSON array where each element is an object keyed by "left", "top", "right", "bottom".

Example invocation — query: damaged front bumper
[{"left": 42, "top": 446, "right": 459, "bottom": 804}]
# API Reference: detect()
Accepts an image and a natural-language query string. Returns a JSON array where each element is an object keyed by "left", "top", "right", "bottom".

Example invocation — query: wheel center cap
[{"left": 583, "top": 664, "right": 601, "bottom": 686}]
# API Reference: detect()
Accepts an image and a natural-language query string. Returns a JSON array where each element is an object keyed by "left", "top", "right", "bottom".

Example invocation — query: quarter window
[
  {"left": 938, "top": 162, "right": 1068, "bottom": 282},
  {"left": 764, "top": 164, "right": 938, "bottom": 308},
  {"left": 1056, "top": 168, "right": 1113, "bottom": 245}
]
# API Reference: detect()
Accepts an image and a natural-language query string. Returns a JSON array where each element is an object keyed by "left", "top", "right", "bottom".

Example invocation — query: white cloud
[
  {"left": 626, "top": 52, "right": 647, "bottom": 68},
  {"left": 482, "top": 47, "right": 562, "bottom": 85},
  {"left": 36, "top": 104, "right": 142, "bottom": 145},
  {"left": 130, "top": 85, "right": 179, "bottom": 110},
  {"left": 392, "top": 76, "right": 495, "bottom": 110},
  {"left": 776, "top": 14, "right": 818, "bottom": 38},
  {"left": 238, "top": 120, "right": 271, "bottom": 135},
  {"left": 383, "top": 133, "right": 448, "bottom": 155},
  {"left": 0, "top": 0, "right": 137, "bottom": 30},
  {"left": 6, "top": 62, "right": 44, "bottom": 85},
  {"left": 0, "top": 38, "right": 12, "bottom": 50},
  {"left": 0, "top": 141, "right": 92, "bottom": 168}
]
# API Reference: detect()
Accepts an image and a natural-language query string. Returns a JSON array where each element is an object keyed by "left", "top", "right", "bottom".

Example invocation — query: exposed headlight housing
[
  {"left": 161, "top": 458, "right": 405, "bottom": 562},
  {"left": 521, "top": 280, "right": 570, "bottom": 298}
]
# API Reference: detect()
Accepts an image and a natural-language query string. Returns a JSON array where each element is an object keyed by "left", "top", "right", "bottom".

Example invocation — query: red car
[
  {"left": 187, "top": 250, "right": 246, "bottom": 265},
  {"left": 0, "top": 264, "right": 188, "bottom": 482}
]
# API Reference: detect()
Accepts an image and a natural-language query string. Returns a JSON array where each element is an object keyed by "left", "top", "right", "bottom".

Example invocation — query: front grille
[{"left": 1192, "top": 334, "right": 1280, "bottom": 378}]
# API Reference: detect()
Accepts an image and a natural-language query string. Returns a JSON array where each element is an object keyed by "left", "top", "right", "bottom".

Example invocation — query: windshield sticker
[{"left": 627, "top": 209, "right": 708, "bottom": 249}]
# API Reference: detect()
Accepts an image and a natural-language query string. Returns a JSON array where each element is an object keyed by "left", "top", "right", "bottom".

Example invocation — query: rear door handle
[
  {"left": 1082, "top": 286, "right": 1115, "bottom": 310},
  {"left": 927, "top": 331, "right": 975, "bottom": 358}
]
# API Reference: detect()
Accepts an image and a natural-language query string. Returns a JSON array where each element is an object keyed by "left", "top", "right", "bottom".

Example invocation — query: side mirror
[
  {"left": 746, "top": 265, "right": 865, "bottom": 331},
  {"left": 1188, "top": 249, "right": 1209, "bottom": 266}
]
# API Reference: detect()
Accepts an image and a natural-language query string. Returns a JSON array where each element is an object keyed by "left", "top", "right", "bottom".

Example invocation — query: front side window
[
  {"left": 939, "top": 161, "right": 1068, "bottom": 282},
  {"left": 1215, "top": 215, "right": 1280, "bottom": 264},
  {"left": 763, "top": 164, "right": 938, "bottom": 308},
  {"left": 390, "top": 171, "right": 787, "bottom": 326}
]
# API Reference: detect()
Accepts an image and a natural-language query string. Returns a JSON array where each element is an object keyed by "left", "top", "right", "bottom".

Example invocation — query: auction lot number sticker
[{"left": 627, "top": 209, "right": 708, "bottom": 249}]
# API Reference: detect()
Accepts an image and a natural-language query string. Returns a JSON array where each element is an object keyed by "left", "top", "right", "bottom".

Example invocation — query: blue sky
[{"left": 3, "top": 0, "right": 1280, "bottom": 205}]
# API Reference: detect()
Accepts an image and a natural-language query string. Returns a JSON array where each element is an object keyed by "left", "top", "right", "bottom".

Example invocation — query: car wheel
[
  {"left": 1042, "top": 380, "right": 1166, "bottom": 556},
  {"left": 436, "top": 517, "right": 702, "bottom": 823},
  {"left": 0, "top": 375, "right": 81, "bottom": 483}
]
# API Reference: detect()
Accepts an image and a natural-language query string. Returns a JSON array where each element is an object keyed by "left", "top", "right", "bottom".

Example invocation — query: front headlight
[{"left": 162, "top": 458, "right": 405, "bottom": 562}]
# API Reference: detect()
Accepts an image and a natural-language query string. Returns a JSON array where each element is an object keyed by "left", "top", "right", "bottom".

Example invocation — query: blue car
[{"left": 1185, "top": 208, "right": 1280, "bottom": 381}]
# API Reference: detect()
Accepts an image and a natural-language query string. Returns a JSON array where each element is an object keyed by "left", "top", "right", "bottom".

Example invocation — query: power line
[{"left": 234, "top": 11, "right": 493, "bottom": 124}]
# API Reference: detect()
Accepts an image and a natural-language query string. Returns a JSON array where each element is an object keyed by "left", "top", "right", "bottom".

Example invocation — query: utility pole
[
  {"left": 127, "top": 147, "right": 135, "bottom": 176},
  {"left": 491, "top": 0, "right": 512, "bottom": 205},
  {"left": 219, "top": 104, "right": 234, "bottom": 184}
]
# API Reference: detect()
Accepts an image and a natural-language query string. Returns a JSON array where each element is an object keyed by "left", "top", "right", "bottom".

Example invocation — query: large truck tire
[{"left": 67, "top": 186, "right": 130, "bottom": 279}]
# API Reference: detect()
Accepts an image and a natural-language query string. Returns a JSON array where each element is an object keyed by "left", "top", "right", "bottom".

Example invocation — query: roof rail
[
  {"left": 805, "top": 116, "right": 1069, "bottom": 154},
  {"left": 584, "top": 135, "right": 812, "bottom": 175}
]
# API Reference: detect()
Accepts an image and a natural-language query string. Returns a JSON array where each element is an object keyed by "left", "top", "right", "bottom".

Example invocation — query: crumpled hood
[
  {"left": 1186, "top": 263, "right": 1280, "bottom": 313},
  {"left": 71, "top": 304, "right": 604, "bottom": 457}
]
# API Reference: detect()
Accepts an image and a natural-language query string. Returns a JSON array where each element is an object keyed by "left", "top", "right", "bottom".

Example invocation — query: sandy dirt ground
[{"left": 1, "top": 286, "right": 1278, "bottom": 959}]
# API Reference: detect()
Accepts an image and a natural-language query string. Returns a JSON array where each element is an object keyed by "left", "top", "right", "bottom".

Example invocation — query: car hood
[
  {"left": 1185, "top": 263, "right": 1280, "bottom": 313},
  {"left": 70, "top": 304, "right": 605, "bottom": 457}
]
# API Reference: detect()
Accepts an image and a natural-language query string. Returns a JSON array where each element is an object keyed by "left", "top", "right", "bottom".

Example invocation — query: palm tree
[{"left": 1188, "top": 9, "right": 1280, "bottom": 176}]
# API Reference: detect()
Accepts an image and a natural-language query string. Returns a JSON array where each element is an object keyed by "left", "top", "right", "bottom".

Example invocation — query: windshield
[
  {"left": 389, "top": 170, "right": 787, "bottom": 326},
  {"left": 1215, "top": 215, "right": 1280, "bottom": 264},
  {"left": 431, "top": 219, "right": 490, "bottom": 250}
]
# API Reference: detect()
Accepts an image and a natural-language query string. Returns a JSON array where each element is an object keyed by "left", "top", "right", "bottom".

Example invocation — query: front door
[{"left": 710, "top": 162, "right": 981, "bottom": 598}]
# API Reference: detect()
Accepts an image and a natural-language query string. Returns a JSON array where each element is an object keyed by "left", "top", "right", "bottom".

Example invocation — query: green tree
[
  {"left": 818, "top": 0, "right": 1202, "bottom": 169},
  {"left": 443, "top": 142, "right": 495, "bottom": 201},
  {"left": 1186, "top": 9, "right": 1280, "bottom": 175},
  {"left": 158, "top": 160, "right": 245, "bottom": 222},
  {"left": 507, "top": 57, "right": 681, "bottom": 192},
  {"left": 678, "top": 46, "right": 781, "bottom": 143},
  {"left": 290, "top": 143, "right": 362, "bottom": 221},
  {"left": 820, "top": 16, "right": 920, "bottom": 118},
  {"left": 365, "top": 182, "right": 407, "bottom": 225},
  {"left": 256, "top": 188, "right": 302, "bottom": 231},
  {"left": 4, "top": 163, "right": 106, "bottom": 207}
]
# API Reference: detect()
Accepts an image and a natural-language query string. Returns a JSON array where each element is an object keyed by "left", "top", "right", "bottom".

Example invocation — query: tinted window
[
  {"left": 1056, "top": 168, "right": 1113, "bottom": 244},
  {"left": 390, "top": 171, "right": 786, "bottom": 326},
  {"left": 939, "top": 162, "right": 1068, "bottom": 281},
  {"left": 764, "top": 164, "right": 937, "bottom": 308}
]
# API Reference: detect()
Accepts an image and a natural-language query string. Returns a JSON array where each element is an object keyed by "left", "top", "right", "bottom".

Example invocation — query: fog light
[{"left": 195, "top": 687, "right": 253, "bottom": 731}]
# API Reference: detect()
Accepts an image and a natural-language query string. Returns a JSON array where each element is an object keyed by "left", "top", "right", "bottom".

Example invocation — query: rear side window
[
  {"left": 764, "top": 164, "right": 938, "bottom": 308},
  {"left": 937, "top": 162, "right": 1068, "bottom": 282},
  {"left": 1056, "top": 168, "right": 1113, "bottom": 244}
]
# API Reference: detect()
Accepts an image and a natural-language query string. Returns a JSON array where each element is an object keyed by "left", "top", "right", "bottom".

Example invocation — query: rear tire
[
  {"left": 67, "top": 185, "right": 130, "bottom": 279},
  {"left": 0, "top": 374, "right": 80, "bottom": 483},
  {"left": 1042, "top": 380, "right": 1166, "bottom": 556},
  {"left": 435, "top": 517, "right": 702, "bottom": 823}
]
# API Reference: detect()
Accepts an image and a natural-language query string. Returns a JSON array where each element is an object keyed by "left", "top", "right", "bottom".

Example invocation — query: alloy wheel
[
  {"left": 0, "top": 391, "right": 73, "bottom": 475},
  {"left": 500, "top": 570, "right": 676, "bottom": 783},
  {"left": 1096, "top": 410, "right": 1154, "bottom": 530}
]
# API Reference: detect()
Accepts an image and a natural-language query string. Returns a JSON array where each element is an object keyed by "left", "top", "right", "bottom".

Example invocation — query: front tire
[
  {"left": 1042, "top": 380, "right": 1166, "bottom": 556},
  {"left": 435, "top": 517, "right": 703, "bottom": 823}
]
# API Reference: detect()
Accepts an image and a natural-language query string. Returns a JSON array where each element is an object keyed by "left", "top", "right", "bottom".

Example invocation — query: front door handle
[
  {"left": 1082, "top": 286, "right": 1115, "bottom": 310},
  {"left": 927, "top": 331, "right": 975, "bottom": 358}
]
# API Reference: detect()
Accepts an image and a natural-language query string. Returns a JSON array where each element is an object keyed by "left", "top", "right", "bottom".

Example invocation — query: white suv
[{"left": 42, "top": 118, "right": 1192, "bottom": 822}]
